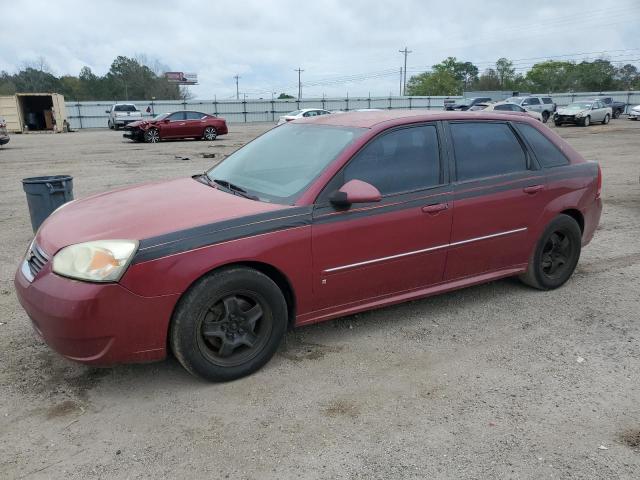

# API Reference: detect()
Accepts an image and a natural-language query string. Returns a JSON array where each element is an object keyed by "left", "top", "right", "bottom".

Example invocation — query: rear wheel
[
  {"left": 602, "top": 114, "right": 610, "bottom": 125},
  {"left": 554, "top": 120, "right": 562, "bottom": 127},
  {"left": 519, "top": 214, "right": 582, "bottom": 290},
  {"left": 542, "top": 111, "right": 550, "bottom": 123},
  {"left": 144, "top": 128, "right": 160, "bottom": 143},
  {"left": 170, "top": 267, "right": 288, "bottom": 382},
  {"left": 613, "top": 109, "right": 621, "bottom": 119},
  {"left": 203, "top": 126, "right": 217, "bottom": 141}
]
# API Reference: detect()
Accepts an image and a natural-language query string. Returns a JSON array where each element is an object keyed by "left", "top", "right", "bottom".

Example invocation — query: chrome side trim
[{"left": 323, "top": 227, "right": 527, "bottom": 274}]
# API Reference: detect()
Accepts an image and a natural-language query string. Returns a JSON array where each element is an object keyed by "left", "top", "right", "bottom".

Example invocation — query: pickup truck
[
  {"left": 591, "top": 97, "right": 625, "bottom": 119},
  {"left": 106, "top": 104, "right": 143, "bottom": 129}
]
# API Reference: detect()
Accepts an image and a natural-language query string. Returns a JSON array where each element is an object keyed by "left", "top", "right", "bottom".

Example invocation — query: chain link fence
[{"left": 65, "top": 92, "right": 640, "bottom": 129}]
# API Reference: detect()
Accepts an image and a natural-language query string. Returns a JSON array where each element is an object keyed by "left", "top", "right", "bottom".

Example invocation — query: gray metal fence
[{"left": 65, "top": 91, "right": 640, "bottom": 129}]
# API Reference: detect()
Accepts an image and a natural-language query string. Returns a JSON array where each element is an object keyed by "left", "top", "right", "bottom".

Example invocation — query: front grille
[{"left": 27, "top": 242, "right": 49, "bottom": 279}]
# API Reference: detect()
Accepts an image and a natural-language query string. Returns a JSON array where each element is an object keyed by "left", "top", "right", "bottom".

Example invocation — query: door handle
[
  {"left": 422, "top": 203, "right": 448, "bottom": 214},
  {"left": 523, "top": 184, "right": 544, "bottom": 194}
]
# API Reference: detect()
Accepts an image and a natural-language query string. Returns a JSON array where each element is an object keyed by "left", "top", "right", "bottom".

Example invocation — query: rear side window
[
  {"left": 542, "top": 97, "right": 553, "bottom": 104},
  {"left": 186, "top": 111, "right": 206, "bottom": 120},
  {"left": 516, "top": 123, "right": 569, "bottom": 167},
  {"left": 344, "top": 125, "right": 441, "bottom": 195},
  {"left": 450, "top": 122, "right": 527, "bottom": 181},
  {"left": 525, "top": 97, "right": 541, "bottom": 105}
]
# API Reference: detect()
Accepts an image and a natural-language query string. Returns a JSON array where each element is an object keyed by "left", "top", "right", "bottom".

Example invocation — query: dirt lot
[{"left": 1, "top": 119, "right": 639, "bottom": 479}]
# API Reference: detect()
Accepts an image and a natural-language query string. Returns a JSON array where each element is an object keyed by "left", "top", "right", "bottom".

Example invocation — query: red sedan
[
  {"left": 15, "top": 110, "right": 602, "bottom": 381},
  {"left": 123, "top": 111, "right": 228, "bottom": 143}
]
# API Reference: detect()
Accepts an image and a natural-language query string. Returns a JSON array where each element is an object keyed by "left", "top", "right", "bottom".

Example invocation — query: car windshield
[
  {"left": 286, "top": 110, "right": 303, "bottom": 116},
  {"left": 114, "top": 104, "right": 138, "bottom": 112},
  {"left": 152, "top": 113, "right": 169, "bottom": 121},
  {"left": 566, "top": 102, "right": 591, "bottom": 110},
  {"left": 206, "top": 123, "right": 365, "bottom": 204}
]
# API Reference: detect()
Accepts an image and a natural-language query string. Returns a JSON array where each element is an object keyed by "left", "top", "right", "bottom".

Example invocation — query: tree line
[
  {"left": 407, "top": 57, "right": 640, "bottom": 96},
  {"left": 0, "top": 56, "right": 186, "bottom": 101}
]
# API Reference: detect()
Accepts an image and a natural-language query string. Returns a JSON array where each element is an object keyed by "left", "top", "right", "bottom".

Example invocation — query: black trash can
[{"left": 22, "top": 175, "right": 74, "bottom": 233}]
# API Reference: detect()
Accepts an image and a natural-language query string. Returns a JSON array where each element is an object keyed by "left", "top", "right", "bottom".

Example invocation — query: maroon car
[
  {"left": 15, "top": 110, "right": 602, "bottom": 381},
  {"left": 123, "top": 111, "right": 228, "bottom": 143}
]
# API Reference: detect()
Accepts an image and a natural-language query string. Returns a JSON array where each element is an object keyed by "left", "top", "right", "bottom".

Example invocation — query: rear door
[
  {"left": 184, "top": 111, "right": 207, "bottom": 136},
  {"left": 443, "top": 121, "right": 548, "bottom": 280},
  {"left": 311, "top": 123, "right": 453, "bottom": 311},
  {"left": 523, "top": 97, "right": 541, "bottom": 112}
]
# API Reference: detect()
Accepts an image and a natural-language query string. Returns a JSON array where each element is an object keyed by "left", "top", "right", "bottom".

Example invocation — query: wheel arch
[{"left": 560, "top": 208, "right": 584, "bottom": 234}]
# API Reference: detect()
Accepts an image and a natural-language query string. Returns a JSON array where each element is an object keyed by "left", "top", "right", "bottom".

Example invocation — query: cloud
[{"left": 0, "top": 0, "right": 638, "bottom": 98}]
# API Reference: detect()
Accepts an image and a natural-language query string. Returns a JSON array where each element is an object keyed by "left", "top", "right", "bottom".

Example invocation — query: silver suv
[{"left": 505, "top": 96, "right": 556, "bottom": 123}]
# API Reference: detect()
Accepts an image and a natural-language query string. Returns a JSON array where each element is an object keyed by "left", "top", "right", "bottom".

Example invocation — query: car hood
[
  {"left": 557, "top": 107, "right": 588, "bottom": 116},
  {"left": 35, "top": 177, "right": 289, "bottom": 256},
  {"left": 126, "top": 119, "right": 153, "bottom": 128}
]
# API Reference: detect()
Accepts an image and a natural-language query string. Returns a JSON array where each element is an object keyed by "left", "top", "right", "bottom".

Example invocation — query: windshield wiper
[{"left": 211, "top": 178, "right": 259, "bottom": 201}]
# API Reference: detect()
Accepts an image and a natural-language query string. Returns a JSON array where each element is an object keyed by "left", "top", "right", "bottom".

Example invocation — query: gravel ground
[{"left": 0, "top": 119, "right": 639, "bottom": 479}]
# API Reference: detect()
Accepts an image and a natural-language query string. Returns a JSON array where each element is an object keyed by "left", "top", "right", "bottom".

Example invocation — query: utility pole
[
  {"left": 399, "top": 67, "right": 403, "bottom": 96},
  {"left": 234, "top": 75, "right": 240, "bottom": 100},
  {"left": 294, "top": 68, "right": 304, "bottom": 100},
  {"left": 398, "top": 47, "right": 412, "bottom": 95}
]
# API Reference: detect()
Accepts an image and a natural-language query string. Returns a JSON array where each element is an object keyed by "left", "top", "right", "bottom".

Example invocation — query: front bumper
[
  {"left": 14, "top": 262, "right": 179, "bottom": 366},
  {"left": 554, "top": 114, "right": 581, "bottom": 124},
  {"left": 114, "top": 117, "right": 142, "bottom": 125},
  {"left": 123, "top": 129, "right": 144, "bottom": 141},
  {"left": 629, "top": 111, "right": 640, "bottom": 119}
]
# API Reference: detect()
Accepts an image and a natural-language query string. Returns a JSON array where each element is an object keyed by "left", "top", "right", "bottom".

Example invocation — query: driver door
[
  {"left": 311, "top": 123, "right": 453, "bottom": 311},
  {"left": 161, "top": 111, "right": 187, "bottom": 137}
]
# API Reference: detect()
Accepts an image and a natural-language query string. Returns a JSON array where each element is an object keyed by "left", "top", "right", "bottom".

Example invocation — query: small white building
[{"left": 0, "top": 93, "right": 67, "bottom": 133}]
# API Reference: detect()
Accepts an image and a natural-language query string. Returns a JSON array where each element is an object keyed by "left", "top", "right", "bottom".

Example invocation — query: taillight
[{"left": 595, "top": 164, "right": 602, "bottom": 199}]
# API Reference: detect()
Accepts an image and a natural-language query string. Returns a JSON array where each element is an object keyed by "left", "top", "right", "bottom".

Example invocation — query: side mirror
[
  {"left": 105, "top": 110, "right": 110, "bottom": 114},
  {"left": 329, "top": 179, "right": 381, "bottom": 207},
  {"left": 163, "top": 119, "right": 171, "bottom": 123}
]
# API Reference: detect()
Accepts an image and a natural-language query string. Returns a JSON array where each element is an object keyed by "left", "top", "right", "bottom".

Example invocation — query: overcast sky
[{"left": 1, "top": 0, "right": 639, "bottom": 99}]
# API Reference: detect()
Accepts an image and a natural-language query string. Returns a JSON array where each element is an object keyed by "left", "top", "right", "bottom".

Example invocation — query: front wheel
[
  {"left": 613, "top": 110, "right": 621, "bottom": 119},
  {"left": 542, "top": 111, "right": 550, "bottom": 123},
  {"left": 554, "top": 120, "right": 562, "bottom": 127},
  {"left": 602, "top": 114, "right": 610, "bottom": 125},
  {"left": 144, "top": 128, "right": 160, "bottom": 143},
  {"left": 581, "top": 116, "right": 590, "bottom": 127},
  {"left": 519, "top": 214, "right": 582, "bottom": 290},
  {"left": 170, "top": 267, "right": 288, "bottom": 382},
  {"left": 203, "top": 126, "right": 217, "bottom": 141}
]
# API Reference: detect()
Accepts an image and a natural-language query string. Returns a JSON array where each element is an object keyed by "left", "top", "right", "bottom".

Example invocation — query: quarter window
[
  {"left": 343, "top": 125, "right": 441, "bottom": 195},
  {"left": 542, "top": 97, "right": 553, "bottom": 104},
  {"left": 516, "top": 123, "right": 569, "bottom": 168},
  {"left": 450, "top": 122, "right": 527, "bottom": 181}
]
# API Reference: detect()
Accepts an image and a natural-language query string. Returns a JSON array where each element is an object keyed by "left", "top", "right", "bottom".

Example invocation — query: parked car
[
  {"left": 554, "top": 100, "right": 612, "bottom": 127},
  {"left": 469, "top": 101, "right": 544, "bottom": 122},
  {"left": 15, "top": 110, "right": 602, "bottom": 382},
  {"left": 106, "top": 104, "right": 143, "bottom": 129},
  {"left": 444, "top": 97, "right": 492, "bottom": 111},
  {"left": 628, "top": 104, "right": 640, "bottom": 120},
  {"left": 277, "top": 108, "right": 332, "bottom": 125},
  {"left": 505, "top": 96, "right": 556, "bottom": 123},
  {"left": 123, "top": 111, "right": 228, "bottom": 143},
  {"left": 591, "top": 96, "right": 625, "bottom": 119},
  {"left": 0, "top": 117, "right": 9, "bottom": 146}
]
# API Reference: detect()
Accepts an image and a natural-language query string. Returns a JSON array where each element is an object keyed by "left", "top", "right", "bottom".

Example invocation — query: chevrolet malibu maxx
[{"left": 15, "top": 111, "right": 602, "bottom": 381}]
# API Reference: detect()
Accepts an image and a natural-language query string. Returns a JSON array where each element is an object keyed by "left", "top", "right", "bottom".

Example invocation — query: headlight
[
  {"left": 575, "top": 112, "right": 583, "bottom": 118},
  {"left": 52, "top": 240, "right": 138, "bottom": 282}
]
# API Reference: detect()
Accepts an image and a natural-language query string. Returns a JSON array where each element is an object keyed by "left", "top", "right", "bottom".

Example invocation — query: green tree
[
  {"left": 277, "top": 93, "right": 295, "bottom": 99},
  {"left": 495, "top": 58, "right": 515, "bottom": 88},
  {"left": 525, "top": 61, "right": 576, "bottom": 92},
  {"left": 473, "top": 68, "right": 501, "bottom": 90},
  {"left": 406, "top": 70, "right": 461, "bottom": 96},
  {"left": 615, "top": 64, "right": 639, "bottom": 90},
  {"left": 432, "top": 57, "right": 478, "bottom": 88}
]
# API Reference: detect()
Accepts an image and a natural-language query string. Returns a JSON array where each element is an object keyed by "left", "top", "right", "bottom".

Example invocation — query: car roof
[{"left": 295, "top": 109, "right": 537, "bottom": 128}]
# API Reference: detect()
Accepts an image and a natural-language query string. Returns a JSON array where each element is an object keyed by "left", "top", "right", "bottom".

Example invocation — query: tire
[
  {"left": 542, "top": 111, "right": 550, "bottom": 123},
  {"left": 108, "top": 120, "right": 114, "bottom": 130},
  {"left": 170, "top": 267, "right": 288, "bottom": 382},
  {"left": 613, "top": 110, "right": 621, "bottom": 119},
  {"left": 602, "top": 114, "right": 610, "bottom": 125},
  {"left": 203, "top": 126, "right": 217, "bottom": 141},
  {"left": 554, "top": 121, "right": 562, "bottom": 127},
  {"left": 581, "top": 116, "right": 590, "bottom": 127},
  {"left": 144, "top": 128, "right": 160, "bottom": 143},
  {"left": 114, "top": 124, "right": 120, "bottom": 130},
  {"left": 519, "top": 214, "right": 582, "bottom": 291}
]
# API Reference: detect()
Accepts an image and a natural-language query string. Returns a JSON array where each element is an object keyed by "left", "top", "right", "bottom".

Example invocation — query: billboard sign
[{"left": 165, "top": 72, "right": 198, "bottom": 85}]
